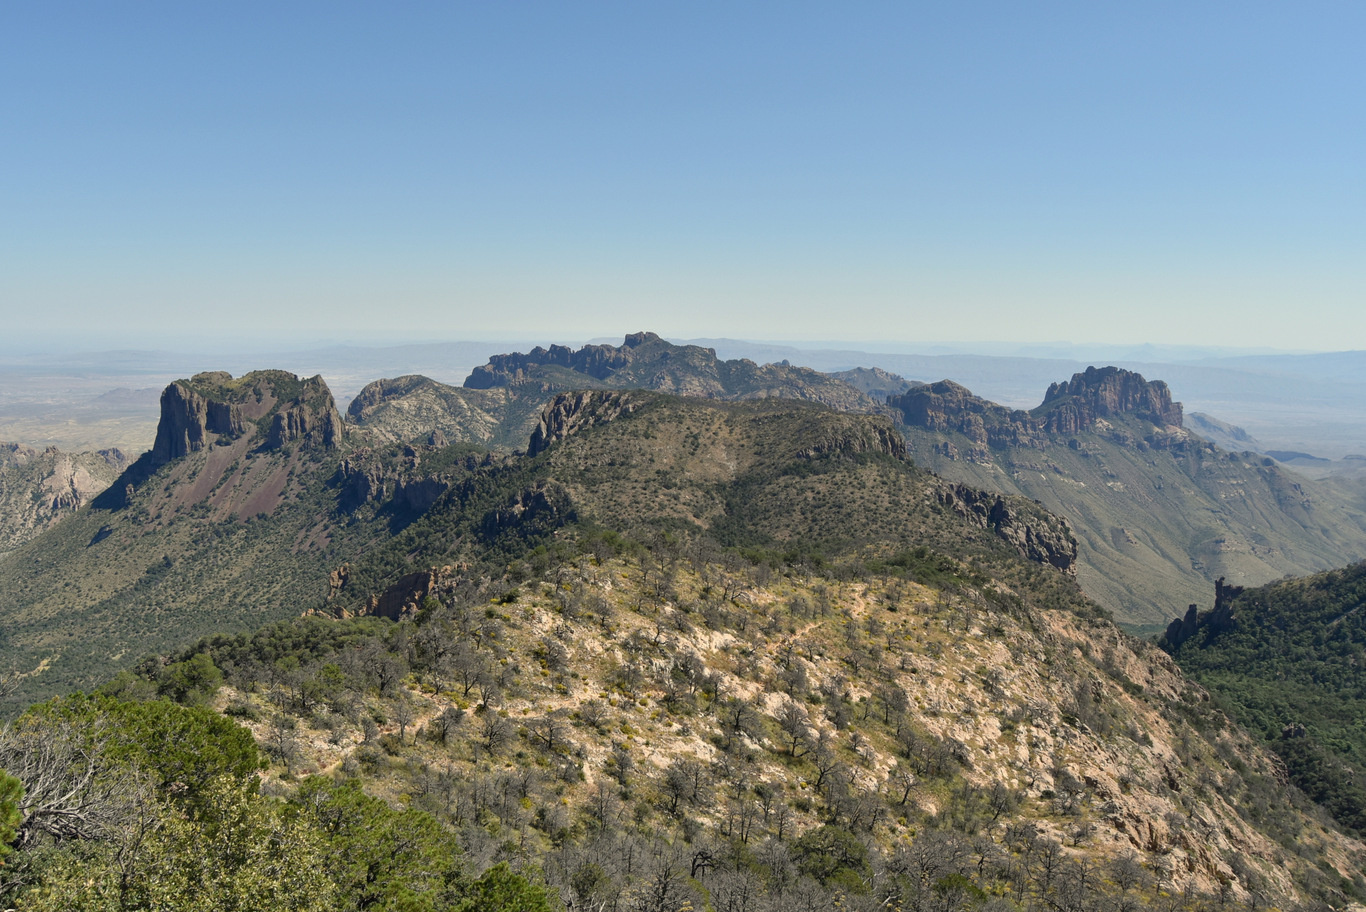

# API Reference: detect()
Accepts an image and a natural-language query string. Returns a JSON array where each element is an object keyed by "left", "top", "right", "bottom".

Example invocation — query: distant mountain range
[
  {"left": 3, "top": 336, "right": 1366, "bottom": 906},
  {"left": 4, "top": 334, "right": 1363, "bottom": 653},
  {"left": 0, "top": 352, "right": 1071, "bottom": 709}
]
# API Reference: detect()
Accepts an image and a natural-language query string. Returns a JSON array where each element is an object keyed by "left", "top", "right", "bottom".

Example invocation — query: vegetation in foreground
[{"left": 3, "top": 529, "right": 1363, "bottom": 910}]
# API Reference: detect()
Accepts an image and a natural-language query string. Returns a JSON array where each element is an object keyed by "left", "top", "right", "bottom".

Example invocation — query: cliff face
[
  {"left": 0, "top": 443, "right": 128, "bottom": 554},
  {"left": 264, "top": 377, "right": 344, "bottom": 450},
  {"left": 527, "top": 390, "right": 644, "bottom": 457},
  {"left": 893, "top": 380, "right": 1046, "bottom": 457},
  {"left": 1039, "top": 366, "right": 1183, "bottom": 434},
  {"left": 151, "top": 376, "right": 248, "bottom": 465},
  {"left": 935, "top": 482, "right": 1078, "bottom": 573},
  {"left": 149, "top": 371, "right": 342, "bottom": 470}
]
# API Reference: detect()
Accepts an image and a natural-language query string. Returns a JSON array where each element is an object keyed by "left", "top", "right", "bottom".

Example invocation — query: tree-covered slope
[
  {"left": 0, "top": 371, "right": 376, "bottom": 709},
  {"left": 0, "top": 378, "right": 1071, "bottom": 715},
  {"left": 1163, "top": 562, "right": 1366, "bottom": 838},
  {"left": 5, "top": 537, "right": 1363, "bottom": 908},
  {"left": 330, "top": 390, "right": 1079, "bottom": 620},
  {"left": 3, "top": 373, "right": 1366, "bottom": 908}
]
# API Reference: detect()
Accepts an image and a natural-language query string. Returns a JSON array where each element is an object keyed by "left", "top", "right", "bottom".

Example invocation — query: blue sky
[{"left": 2, "top": 2, "right": 1363, "bottom": 351}]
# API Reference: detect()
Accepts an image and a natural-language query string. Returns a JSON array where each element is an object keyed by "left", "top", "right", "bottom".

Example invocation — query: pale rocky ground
[
  {"left": 0, "top": 443, "right": 128, "bottom": 556},
  {"left": 218, "top": 555, "right": 1365, "bottom": 907}
]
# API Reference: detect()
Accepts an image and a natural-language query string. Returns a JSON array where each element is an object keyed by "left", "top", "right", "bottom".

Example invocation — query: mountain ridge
[{"left": 891, "top": 368, "right": 1366, "bottom": 626}]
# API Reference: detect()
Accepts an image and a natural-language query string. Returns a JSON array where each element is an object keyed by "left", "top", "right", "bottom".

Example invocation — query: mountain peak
[
  {"left": 151, "top": 370, "right": 342, "bottom": 468},
  {"left": 1039, "top": 366, "right": 1183, "bottom": 432}
]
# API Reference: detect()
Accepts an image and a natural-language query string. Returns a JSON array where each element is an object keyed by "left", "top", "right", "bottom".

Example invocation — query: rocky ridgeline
[
  {"left": 890, "top": 367, "right": 1184, "bottom": 458},
  {"left": 465, "top": 332, "right": 877, "bottom": 412},
  {"left": 465, "top": 330, "right": 659, "bottom": 387}
]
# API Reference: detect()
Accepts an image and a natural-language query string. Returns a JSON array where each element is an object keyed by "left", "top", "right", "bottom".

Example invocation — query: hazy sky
[{"left": 2, "top": 3, "right": 1363, "bottom": 351}]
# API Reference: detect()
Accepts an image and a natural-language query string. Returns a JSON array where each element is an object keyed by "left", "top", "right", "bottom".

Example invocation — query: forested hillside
[{"left": 1164, "top": 562, "right": 1366, "bottom": 839}]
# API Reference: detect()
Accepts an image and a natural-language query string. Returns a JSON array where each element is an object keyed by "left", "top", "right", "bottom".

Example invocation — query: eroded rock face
[
  {"left": 150, "top": 371, "right": 342, "bottom": 467},
  {"left": 336, "top": 445, "right": 503, "bottom": 512},
  {"left": 936, "top": 482, "right": 1078, "bottom": 573},
  {"left": 1040, "top": 366, "right": 1183, "bottom": 433},
  {"left": 893, "top": 381, "right": 1045, "bottom": 455},
  {"left": 891, "top": 367, "right": 1183, "bottom": 456},
  {"left": 151, "top": 381, "right": 247, "bottom": 465},
  {"left": 265, "top": 398, "right": 343, "bottom": 450},
  {"left": 0, "top": 443, "right": 128, "bottom": 553},
  {"left": 528, "top": 390, "right": 642, "bottom": 457}
]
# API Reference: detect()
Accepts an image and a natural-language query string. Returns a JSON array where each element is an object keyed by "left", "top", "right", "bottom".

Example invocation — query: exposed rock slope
[
  {"left": 0, "top": 443, "right": 128, "bottom": 556},
  {"left": 176, "top": 549, "right": 1364, "bottom": 908}
]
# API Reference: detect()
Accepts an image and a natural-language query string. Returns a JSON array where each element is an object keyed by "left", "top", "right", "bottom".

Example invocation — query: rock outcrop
[
  {"left": 265, "top": 395, "right": 343, "bottom": 450},
  {"left": 336, "top": 445, "right": 502, "bottom": 513},
  {"left": 0, "top": 443, "right": 128, "bottom": 553},
  {"left": 1039, "top": 366, "right": 1183, "bottom": 433},
  {"left": 150, "top": 370, "right": 342, "bottom": 467},
  {"left": 1161, "top": 577, "right": 1243, "bottom": 650},
  {"left": 936, "top": 483, "right": 1078, "bottom": 572},
  {"left": 893, "top": 381, "right": 1046, "bottom": 457},
  {"left": 527, "top": 390, "right": 642, "bottom": 457},
  {"left": 151, "top": 376, "right": 248, "bottom": 465},
  {"left": 794, "top": 417, "right": 906, "bottom": 461},
  {"left": 890, "top": 367, "right": 1182, "bottom": 455}
]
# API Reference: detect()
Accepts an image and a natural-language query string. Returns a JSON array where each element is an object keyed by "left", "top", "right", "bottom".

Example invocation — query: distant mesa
[
  {"left": 98, "top": 369, "right": 344, "bottom": 511},
  {"left": 150, "top": 369, "right": 342, "bottom": 469}
]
